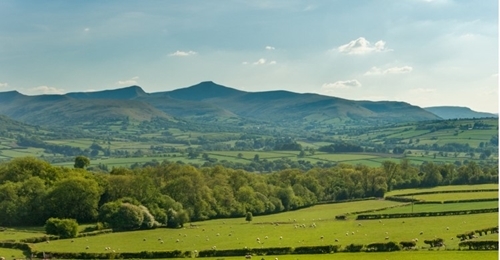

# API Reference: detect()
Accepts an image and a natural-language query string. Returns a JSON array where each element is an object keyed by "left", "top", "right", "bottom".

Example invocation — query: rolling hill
[
  {"left": 425, "top": 106, "right": 498, "bottom": 119},
  {"left": 0, "top": 81, "right": 442, "bottom": 126}
]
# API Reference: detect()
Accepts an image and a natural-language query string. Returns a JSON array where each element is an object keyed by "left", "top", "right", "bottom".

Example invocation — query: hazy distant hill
[
  {"left": 0, "top": 91, "right": 170, "bottom": 126},
  {"left": 425, "top": 106, "right": 498, "bottom": 120},
  {"left": 0, "top": 81, "right": 442, "bottom": 126},
  {"left": 159, "top": 81, "right": 440, "bottom": 123}
]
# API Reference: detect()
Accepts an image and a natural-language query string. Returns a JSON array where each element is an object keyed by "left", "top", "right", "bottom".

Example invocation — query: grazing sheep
[
  {"left": 112, "top": 250, "right": 115, "bottom": 253},
  {"left": 217, "top": 233, "right": 220, "bottom": 236},
  {"left": 351, "top": 232, "right": 355, "bottom": 235},
  {"left": 385, "top": 236, "right": 389, "bottom": 240},
  {"left": 86, "top": 246, "right": 89, "bottom": 249},
  {"left": 420, "top": 231, "right": 424, "bottom": 235},
  {"left": 143, "top": 238, "right": 146, "bottom": 241},
  {"left": 71, "top": 240, "right": 74, "bottom": 243},
  {"left": 279, "top": 236, "right": 283, "bottom": 240},
  {"left": 256, "top": 237, "right": 260, "bottom": 241},
  {"left": 446, "top": 227, "right": 449, "bottom": 230},
  {"left": 345, "top": 232, "right": 349, "bottom": 236},
  {"left": 335, "top": 239, "right": 339, "bottom": 242},
  {"left": 320, "top": 236, "right": 324, "bottom": 240},
  {"left": 176, "top": 239, "right": 180, "bottom": 242}
]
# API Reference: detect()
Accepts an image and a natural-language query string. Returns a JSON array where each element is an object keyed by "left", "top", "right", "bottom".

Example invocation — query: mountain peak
[{"left": 166, "top": 81, "right": 245, "bottom": 101}]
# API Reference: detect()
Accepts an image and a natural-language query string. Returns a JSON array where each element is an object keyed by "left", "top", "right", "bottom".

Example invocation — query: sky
[{"left": 0, "top": 0, "right": 498, "bottom": 113}]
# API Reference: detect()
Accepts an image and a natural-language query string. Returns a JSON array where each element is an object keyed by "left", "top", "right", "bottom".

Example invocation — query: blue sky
[{"left": 0, "top": 0, "right": 498, "bottom": 112}]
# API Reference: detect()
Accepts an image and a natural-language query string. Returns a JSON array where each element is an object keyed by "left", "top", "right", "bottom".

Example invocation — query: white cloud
[
  {"left": 253, "top": 58, "right": 266, "bottom": 65},
  {"left": 117, "top": 76, "right": 139, "bottom": 85},
  {"left": 168, "top": 50, "right": 197, "bottom": 57},
  {"left": 409, "top": 88, "right": 436, "bottom": 94},
  {"left": 322, "top": 80, "right": 362, "bottom": 89},
  {"left": 242, "top": 61, "right": 249, "bottom": 65},
  {"left": 265, "top": 46, "right": 275, "bottom": 50},
  {"left": 269, "top": 60, "right": 277, "bottom": 65},
  {"left": 0, "top": 82, "right": 8, "bottom": 87},
  {"left": 30, "top": 86, "right": 65, "bottom": 94},
  {"left": 84, "top": 28, "right": 90, "bottom": 32},
  {"left": 365, "top": 66, "right": 413, "bottom": 75},
  {"left": 337, "top": 37, "right": 388, "bottom": 55}
]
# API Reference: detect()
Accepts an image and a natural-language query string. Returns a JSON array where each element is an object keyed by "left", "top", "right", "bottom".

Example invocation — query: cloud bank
[
  {"left": 322, "top": 79, "right": 361, "bottom": 89},
  {"left": 117, "top": 76, "right": 139, "bottom": 85},
  {"left": 169, "top": 50, "right": 197, "bottom": 57},
  {"left": 364, "top": 66, "right": 413, "bottom": 75},
  {"left": 337, "top": 37, "right": 388, "bottom": 55}
]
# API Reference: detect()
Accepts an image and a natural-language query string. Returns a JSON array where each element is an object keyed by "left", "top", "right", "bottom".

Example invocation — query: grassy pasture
[
  {"left": 0, "top": 248, "right": 26, "bottom": 259},
  {"left": 33, "top": 201, "right": 497, "bottom": 254},
  {"left": 402, "top": 191, "right": 498, "bottom": 202},
  {"left": 168, "top": 251, "right": 499, "bottom": 260},
  {"left": 386, "top": 184, "right": 499, "bottom": 197},
  {"left": 373, "top": 201, "right": 498, "bottom": 214}
]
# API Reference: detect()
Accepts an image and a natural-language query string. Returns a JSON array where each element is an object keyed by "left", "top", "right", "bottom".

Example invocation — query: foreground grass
[
  {"left": 0, "top": 248, "right": 26, "bottom": 259},
  {"left": 33, "top": 205, "right": 497, "bottom": 253},
  {"left": 170, "top": 251, "right": 499, "bottom": 260}
]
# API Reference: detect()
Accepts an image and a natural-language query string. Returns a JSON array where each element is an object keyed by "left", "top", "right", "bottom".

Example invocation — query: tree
[
  {"left": 45, "top": 177, "right": 102, "bottom": 222},
  {"left": 245, "top": 212, "right": 253, "bottom": 222},
  {"left": 253, "top": 154, "right": 260, "bottom": 162},
  {"left": 74, "top": 156, "right": 90, "bottom": 169}
]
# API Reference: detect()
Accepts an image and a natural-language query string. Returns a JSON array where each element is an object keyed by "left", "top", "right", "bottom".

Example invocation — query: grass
[
  {"left": 0, "top": 248, "right": 27, "bottom": 259},
  {"left": 386, "top": 184, "right": 499, "bottom": 197},
  {"left": 402, "top": 191, "right": 498, "bottom": 202},
  {"left": 168, "top": 251, "right": 499, "bottom": 260},
  {"left": 33, "top": 202, "right": 497, "bottom": 253},
  {"left": 372, "top": 201, "right": 498, "bottom": 214}
]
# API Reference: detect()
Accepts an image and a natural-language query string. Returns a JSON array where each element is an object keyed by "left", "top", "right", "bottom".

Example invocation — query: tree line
[{"left": 0, "top": 157, "right": 496, "bottom": 229}]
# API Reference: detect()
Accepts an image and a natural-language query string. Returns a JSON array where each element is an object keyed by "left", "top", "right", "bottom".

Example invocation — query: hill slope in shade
[{"left": 425, "top": 106, "right": 498, "bottom": 119}]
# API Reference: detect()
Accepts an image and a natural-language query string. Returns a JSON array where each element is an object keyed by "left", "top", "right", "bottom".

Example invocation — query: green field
[
  {"left": 33, "top": 202, "right": 497, "bottom": 254},
  {"left": 402, "top": 191, "right": 498, "bottom": 201},
  {"left": 386, "top": 184, "right": 499, "bottom": 197},
  {"left": 373, "top": 201, "right": 498, "bottom": 214}
]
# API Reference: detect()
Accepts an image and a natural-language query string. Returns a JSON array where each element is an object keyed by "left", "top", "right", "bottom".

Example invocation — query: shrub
[
  {"left": 45, "top": 218, "right": 79, "bottom": 238},
  {"left": 344, "top": 244, "right": 363, "bottom": 252}
]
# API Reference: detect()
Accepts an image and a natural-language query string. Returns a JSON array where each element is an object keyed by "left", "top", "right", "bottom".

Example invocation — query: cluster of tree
[
  {"left": 17, "top": 136, "right": 84, "bottom": 156},
  {"left": 318, "top": 142, "right": 364, "bottom": 153},
  {"left": 0, "top": 156, "right": 496, "bottom": 229}
]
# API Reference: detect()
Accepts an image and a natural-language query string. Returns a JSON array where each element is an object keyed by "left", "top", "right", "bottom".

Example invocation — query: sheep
[
  {"left": 385, "top": 236, "right": 389, "bottom": 240},
  {"left": 143, "top": 238, "right": 146, "bottom": 241},
  {"left": 351, "top": 232, "right": 355, "bottom": 235},
  {"left": 279, "top": 236, "right": 283, "bottom": 240},
  {"left": 256, "top": 237, "right": 260, "bottom": 241},
  {"left": 112, "top": 250, "right": 116, "bottom": 253},
  {"left": 345, "top": 232, "right": 349, "bottom": 236},
  {"left": 420, "top": 231, "right": 424, "bottom": 235},
  {"left": 217, "top": 233, "right": 220, "bottom": 236},
  {"left": 86, "top": 246, "right": 89, "bottom": 249},
  {"left": 160, "top": 240, "right": 164, "bottom": 244},
  {"left": 176, "top": 239, "right": 180, "bottom": 242},
  {"left": 320, "top": 236, "right": 324, "bottom": 240},
  {"left": 446, "top": 227, "right": 449, "bottom": 230},
  {"left": 71, "top": 239, "right": 74, "bottom": 243},
  {"left": 335, "top": 239, "right": 339, "bottom": 242}
]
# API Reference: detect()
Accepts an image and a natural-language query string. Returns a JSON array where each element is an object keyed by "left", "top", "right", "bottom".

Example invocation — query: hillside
[
  {"left": 425, "top": 106, "right": 498, "bottom": 119},
  {"left": 0, "top": 82, "right": 442, "bottom": 126},
  {"left": 0, "top": 91, "right": 170, "bottom": 126}
]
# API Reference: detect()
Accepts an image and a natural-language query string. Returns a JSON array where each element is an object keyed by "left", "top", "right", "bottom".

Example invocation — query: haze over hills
[
  {"left": 0, "top": 81, "right": 444, "bottom": 126},
  {"left": 424, "top": 106, "right": 498, "bottom": 120}
]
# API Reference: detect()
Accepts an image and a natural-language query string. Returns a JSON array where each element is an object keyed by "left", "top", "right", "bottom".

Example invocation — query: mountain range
[{"left": 0, "top": 81, "right": 495, "bottom": 126}]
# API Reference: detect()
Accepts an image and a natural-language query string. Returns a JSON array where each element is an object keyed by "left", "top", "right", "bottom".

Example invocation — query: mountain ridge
[
  {"left": 0, "top": 81, "right": 443, "bottom": 126},
  {"left": 424, "top": 106, "right": 498, "bottom": 120}
]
